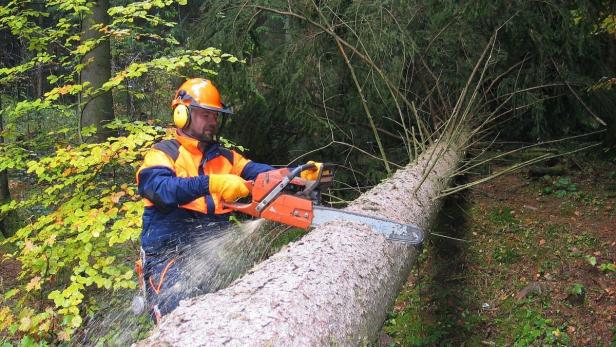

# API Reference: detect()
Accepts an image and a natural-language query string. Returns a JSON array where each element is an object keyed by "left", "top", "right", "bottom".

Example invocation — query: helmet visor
[{"left": 190, "top": 100, "right": 234, "bottom": 114}]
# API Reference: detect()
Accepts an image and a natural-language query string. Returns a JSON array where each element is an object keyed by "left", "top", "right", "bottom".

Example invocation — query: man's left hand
[{"left": 300, "top": 161, "right": 323, "bottom": 181}]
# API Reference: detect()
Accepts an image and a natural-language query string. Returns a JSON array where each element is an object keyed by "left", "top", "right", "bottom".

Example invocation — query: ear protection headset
[{"left": 173, "top": 90, "right": 191, "bottom": 129}]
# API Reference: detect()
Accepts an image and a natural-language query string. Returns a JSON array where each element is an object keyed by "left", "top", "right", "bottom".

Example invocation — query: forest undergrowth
[{"left": 382, "top": 147, "right": 616, "bottom": 346}]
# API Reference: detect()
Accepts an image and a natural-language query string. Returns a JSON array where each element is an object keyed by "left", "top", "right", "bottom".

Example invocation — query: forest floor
[{"left": 381, "top": 152, "right": 616, "bottom": 346}]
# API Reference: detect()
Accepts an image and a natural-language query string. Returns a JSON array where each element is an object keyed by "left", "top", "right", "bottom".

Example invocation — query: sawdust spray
[{"left": 75, "top": 218, "right": 286, "bottom": 346}]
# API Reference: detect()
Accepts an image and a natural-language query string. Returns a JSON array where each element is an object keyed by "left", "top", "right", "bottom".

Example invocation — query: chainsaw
[{"left": 222, "top": 163, "right": 424, "bottom": 245}]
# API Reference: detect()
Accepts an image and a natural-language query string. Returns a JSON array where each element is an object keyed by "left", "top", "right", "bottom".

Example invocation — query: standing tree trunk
[
  {"left": 138, "top": 129, "right": 468, "bottom": 346},
  {"left": 80, "top": 0, "right": 113, "bottom": 142},
  {"left": 0, "top": 172, "right": 8, "bottom": 237},
  {"left": 0, "top": 94, "right": 12, "bottom": 237}
]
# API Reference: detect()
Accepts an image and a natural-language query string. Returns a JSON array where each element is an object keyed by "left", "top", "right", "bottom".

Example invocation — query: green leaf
[
  {"left": 570, "top": 283, "right": 584, "bottom": 295},
  {"left": 3, "top": 288, "right": 20, "bottom": 300}
]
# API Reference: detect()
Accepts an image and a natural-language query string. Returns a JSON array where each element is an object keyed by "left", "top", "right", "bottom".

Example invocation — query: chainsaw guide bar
[
  {"left": 223, "top": 163, "right": 425, "bottom": 246},
  {"left": 311, "top": 206, "right": 424, "bottom": 245}
]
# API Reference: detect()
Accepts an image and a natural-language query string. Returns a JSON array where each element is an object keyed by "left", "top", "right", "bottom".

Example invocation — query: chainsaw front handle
[
  {"left": 287, "top": 163, "right": 316, "bottom": 180},
  {"left": 288, "top": 162, "right": 334, "bottom": 179}
]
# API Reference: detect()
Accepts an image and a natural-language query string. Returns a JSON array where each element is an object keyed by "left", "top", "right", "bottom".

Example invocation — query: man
[{"left": 135, "top": 78, "right": 278, "bottom": 321}]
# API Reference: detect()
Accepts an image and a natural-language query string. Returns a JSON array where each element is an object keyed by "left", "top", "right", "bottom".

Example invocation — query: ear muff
[{"left": 173, "top": 104, "right": 190, "bottom": 129}]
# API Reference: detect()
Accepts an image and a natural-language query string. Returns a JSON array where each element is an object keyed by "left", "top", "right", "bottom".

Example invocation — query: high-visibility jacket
[{"left": 136, "top": 130, "right": 273, "bottom": 253}]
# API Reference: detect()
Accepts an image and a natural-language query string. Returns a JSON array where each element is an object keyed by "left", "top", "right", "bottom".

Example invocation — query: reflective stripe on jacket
[{"left": 136, "top": 130, "right": 273, "bottom": 252}]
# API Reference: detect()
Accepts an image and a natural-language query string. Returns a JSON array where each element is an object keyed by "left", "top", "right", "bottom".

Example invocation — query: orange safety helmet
[{"left": 171, "top": 78, "right": 233, "bottom": 129}]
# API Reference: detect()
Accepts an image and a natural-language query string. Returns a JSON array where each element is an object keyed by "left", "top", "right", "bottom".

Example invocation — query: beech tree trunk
[
  {"left": 0, "top": 97, "right": 11, "bottom": 238},
  {"left": 138, "top": 131, "right": 467, "bottom": 346},
  {"left": 80, "top": 0, "right": 113, "bottom": 142}
]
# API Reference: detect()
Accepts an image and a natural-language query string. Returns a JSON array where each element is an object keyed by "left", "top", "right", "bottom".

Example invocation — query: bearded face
[{"left": 184, "top": 108, "right": 219, "bottom": 142}]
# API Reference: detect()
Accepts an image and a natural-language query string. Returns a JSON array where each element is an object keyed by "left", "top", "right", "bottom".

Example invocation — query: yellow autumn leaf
[
  {"left": 110, "top": 191, "right": 125, "bottom": 204},
  {"left": 45, "top": 234, "right": 57, "bottom": 246},
  {"left": 71, "top": 315, "right": 82, "bottom": 328},
  {"left": 18, "top": 316, "right": 32, "bottom": 331},
  {"left": 26, "top": 276, "right": 42, "bottom": 291},
  {"left": 56, "top": 85, "right": 72, "bottom": 95},
  {"left": 24, "top": 240, "right": 35, "bottom": 254},
  {"left": 39, "top": 319, "right": 51, "bottom": 332},
  {"left": 0, "top": 307, "right": 13, "bottom": 330},
  {"left": 57, "top": 330, "right": 70, "bottom": 341}
]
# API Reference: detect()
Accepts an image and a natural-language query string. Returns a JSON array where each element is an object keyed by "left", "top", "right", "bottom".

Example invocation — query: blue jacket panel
[
  {"left": 138, "top": 166, "right": 210, "bottom": 208},
  {"left": 241, "top": 161, "right": 275, "bottom": 180}
]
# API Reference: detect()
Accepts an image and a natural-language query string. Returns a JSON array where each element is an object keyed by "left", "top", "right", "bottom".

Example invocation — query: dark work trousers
[{"left": 141, "top": 220, "right": 230, "bottom": 321}]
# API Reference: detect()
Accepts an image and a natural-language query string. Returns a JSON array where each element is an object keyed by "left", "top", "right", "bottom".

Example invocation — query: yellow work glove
[
  {"left": 300, "top": 161, "right": 323, "bottom": 181},
  {"left": 209, "top": 174, "right": 250, "bottom": 202}
]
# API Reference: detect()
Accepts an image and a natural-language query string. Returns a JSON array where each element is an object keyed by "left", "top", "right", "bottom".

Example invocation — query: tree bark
[
  {"left": 80, "top": 0, "right": 114, "bottom": 142},
  {"left": 0, "top": 95, "right": 12, "bottom": 237},
  {"left": 138, "top": 130, "right": 467, "bottom": 346}
]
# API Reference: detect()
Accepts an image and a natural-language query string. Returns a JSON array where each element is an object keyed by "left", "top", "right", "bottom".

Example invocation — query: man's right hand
[{"left": 209, "top": 174, "right": 250, "bottom": 202}]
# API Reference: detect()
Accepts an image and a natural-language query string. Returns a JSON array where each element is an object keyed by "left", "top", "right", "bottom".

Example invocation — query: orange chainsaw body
[{"left": 223, "top": 168, "right": 323, "bottom": 229}]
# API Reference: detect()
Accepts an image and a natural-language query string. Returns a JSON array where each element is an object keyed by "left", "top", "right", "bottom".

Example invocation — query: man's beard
[{"left": 185, "top": 125, "right": 217, "bottom": 142}]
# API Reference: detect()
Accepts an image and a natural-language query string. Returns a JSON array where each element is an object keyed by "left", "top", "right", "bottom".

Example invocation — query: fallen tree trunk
[{"left": 138, "top": 132, "right": 467, "bottom": 346}]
